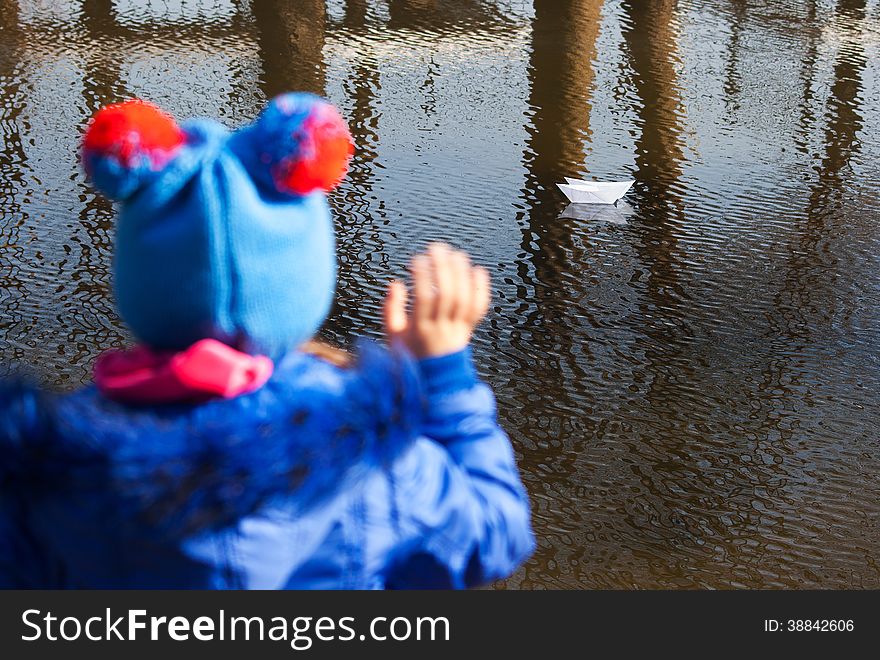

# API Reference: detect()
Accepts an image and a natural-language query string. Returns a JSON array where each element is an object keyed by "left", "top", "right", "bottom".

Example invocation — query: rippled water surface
[{"left": 1, "top": 0, "right": 879, "bottom": 589}]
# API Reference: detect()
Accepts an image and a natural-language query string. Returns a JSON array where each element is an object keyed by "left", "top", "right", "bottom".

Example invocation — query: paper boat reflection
[
  {"left": 557, "top": 178, "right": 634, "bottom": 205},
  {"left": 559, "top": 201, "right": 633, "bottom": 225}
]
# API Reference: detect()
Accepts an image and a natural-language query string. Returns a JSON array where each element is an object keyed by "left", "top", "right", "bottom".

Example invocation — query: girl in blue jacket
[{"left": 0, "top": 93, "right": 534, "bottom": 589}]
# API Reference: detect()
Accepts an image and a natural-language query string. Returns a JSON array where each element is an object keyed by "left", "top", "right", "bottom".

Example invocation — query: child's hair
[{"left": 300, "top": 339, "right": 352, "bottom": 368}]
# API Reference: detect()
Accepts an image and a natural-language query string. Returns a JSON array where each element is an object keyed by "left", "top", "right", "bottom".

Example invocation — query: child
[{"left": 0, "top": 94, "right": 534, "bottom": 589}]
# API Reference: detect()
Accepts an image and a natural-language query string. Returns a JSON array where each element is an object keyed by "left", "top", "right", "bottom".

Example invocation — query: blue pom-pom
[
  {"left": 82, "top": 151, "right": 151, "bottom": 200},
  {"left": 230, "top": 93, "right": 353, "bottom": 196},
  {"left": 81, "top": 99, "right": 185, "bottom": 201}
]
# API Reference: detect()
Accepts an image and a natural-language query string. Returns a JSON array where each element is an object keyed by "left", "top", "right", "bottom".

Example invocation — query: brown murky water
[{"left": 1, "top": 0, "right": 879, "bottom": 589}]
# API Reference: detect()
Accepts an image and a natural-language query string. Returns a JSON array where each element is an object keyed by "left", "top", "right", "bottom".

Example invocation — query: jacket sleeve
[{"left": 383, "top": 348, "right": 535, "bottom": 589}]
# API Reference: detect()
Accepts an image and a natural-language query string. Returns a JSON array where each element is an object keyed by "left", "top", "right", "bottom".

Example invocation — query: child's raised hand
[{"left": 384, "top": 243, "right": 491, "bottom": 359}]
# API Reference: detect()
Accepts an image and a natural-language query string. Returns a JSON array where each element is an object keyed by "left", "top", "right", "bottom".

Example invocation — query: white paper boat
[{"left": 557, "top": 178, "right": 634, "bottom": 205}]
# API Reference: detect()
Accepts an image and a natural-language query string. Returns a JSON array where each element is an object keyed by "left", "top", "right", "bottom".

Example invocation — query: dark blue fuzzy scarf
[{"left": 0, "top": 342, "right": 423, "bottom": 540}]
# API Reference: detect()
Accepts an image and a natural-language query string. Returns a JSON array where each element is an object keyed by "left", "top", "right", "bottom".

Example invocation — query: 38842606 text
[{"left": 764, "top": 620, "right": 854, "bottom": 632}]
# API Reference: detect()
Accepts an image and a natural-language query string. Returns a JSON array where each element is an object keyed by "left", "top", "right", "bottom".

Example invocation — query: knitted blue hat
[{"left": 82, "top": 94, "right": 353, "bottom": 357}]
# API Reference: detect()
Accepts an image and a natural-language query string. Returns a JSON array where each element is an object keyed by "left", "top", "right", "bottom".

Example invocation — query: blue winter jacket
[{"left": 0, "top": 344, "right": 534, "bottom": 589}]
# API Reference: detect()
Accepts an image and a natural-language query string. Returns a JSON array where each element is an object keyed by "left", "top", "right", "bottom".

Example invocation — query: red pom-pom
[
  {"left": 277, "top": 103, "right": 354, "bottom": 195},
  {"left": 84, "top": 99, "right": 184, "bottom": 167}
]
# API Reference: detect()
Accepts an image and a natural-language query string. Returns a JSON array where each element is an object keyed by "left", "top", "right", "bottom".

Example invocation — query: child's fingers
[
  {"left": 410, "top": 254, "right": 435, "bottom": 322},
  {"left": 383, "top": 280, "right": 409, "bottom": 337},
  {"left": 448, "top": 249, "right": 473, "bottom": 319},
  {"left": 471, "top": 265, "right": 491, "bottom": 323},
  {"left": 429, "top": 243, "right": 455, "bottom": 319}
]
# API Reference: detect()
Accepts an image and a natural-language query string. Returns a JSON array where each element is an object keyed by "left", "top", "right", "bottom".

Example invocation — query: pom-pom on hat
[
  {"left": 82, "top": 100, "right": 186, "bottom": 200},
  {"left": 82, "top": 93, "right": 354, "bottom": 357}
]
